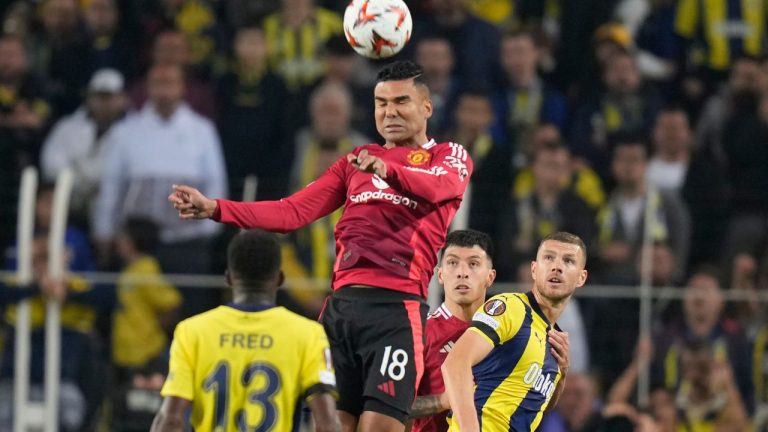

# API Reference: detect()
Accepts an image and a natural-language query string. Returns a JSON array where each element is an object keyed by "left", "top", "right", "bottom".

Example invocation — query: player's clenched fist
[
  {"left": 168, "top": 184, "right": 218, "bottom": 220},
  {"left": 347, "top": 149, "right": 388, "bottom": 178},
  {"left": 548, "top": 330, "right": 570, "bottom": 375}
]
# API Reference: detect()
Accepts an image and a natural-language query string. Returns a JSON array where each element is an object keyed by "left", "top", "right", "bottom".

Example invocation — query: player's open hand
[
  {"left": 347, "top": 149, "right": 387, "bottom": 178},
  {"left": 548, "top": 330, "right": 570, "bottom": 376},
  {"left": 168, "top": 184, "right": 218, "bottom": 220}
]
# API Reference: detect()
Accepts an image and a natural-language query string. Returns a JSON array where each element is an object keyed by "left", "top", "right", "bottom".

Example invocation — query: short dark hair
[
  {"left": 539, "top": 232, "right": 587, "bottom": 266},
  {"left": 227, "top": 230, "right": 281, "bottom": 287},
  {"left": 441, "top": 229, "right": 494, "bottom": 263},
  {"left": 122, "top": 217, "right": 159, "bottom": 254},
  {"left": 325, "top": 34, "right": 354, "bottom": 57},
  {"left": 377, "top": 60, "right": 426, "bottom": 86},
  {"left": 531, "top": 139, "right": 570, "bottom": 163},
  {"left": 609, "top": 131, "right": 649, "bottom": 159}
]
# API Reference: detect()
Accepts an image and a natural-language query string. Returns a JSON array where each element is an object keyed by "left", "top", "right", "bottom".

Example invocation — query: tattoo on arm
[{"left": 410, "top": 395, "right": 447, "bottom": 418}]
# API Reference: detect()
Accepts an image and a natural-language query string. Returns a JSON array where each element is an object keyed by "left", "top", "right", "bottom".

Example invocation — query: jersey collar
[
  {"left": 226, "top": 302, "right": 276, "bottom": 312},
  {"left": 525, "top": 291, "right": 562, "bottom": 331},
  {"left": 422, "top": 139, "right": 436, "bottom": 149}
]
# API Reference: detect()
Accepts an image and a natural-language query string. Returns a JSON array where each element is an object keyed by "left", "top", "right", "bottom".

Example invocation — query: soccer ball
[{"left": 343, "top": 0, "right": 413, "bottom": 59}]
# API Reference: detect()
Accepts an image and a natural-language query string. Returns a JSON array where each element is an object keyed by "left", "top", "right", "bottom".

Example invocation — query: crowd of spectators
[{"left": 2, "top": 0, "right": 768, "bottom": 430}]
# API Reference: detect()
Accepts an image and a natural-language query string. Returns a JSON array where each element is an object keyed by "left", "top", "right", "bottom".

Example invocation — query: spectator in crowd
[
  {"left": 719, "top": 90, "right": 768, "bottom": 274},
  {"left": 262, "top": 0, "right": 342, "bottom": 92},
  {"left": 138, "top": 0, "right": 224, "bottom": 79},
  {"left": 111, "top": 217, "right": 180, "bottom": 431},
  {"left": 0, "top": 233, "right": 115, "bottom": 431},
  {"left": 590, "top": 134, "right": 689, "bottom": 383},
  {"left": 647, "top": 106, "right": 728, "bottom": 273},
  {"left": 215, "top": 24, "right": 290, "bottom": 201},
  {"left": 412, "top": 0, "right": 500, "bottom": 90},
  {"left": 127, "top": 30, "right": 216, "bottom": 119},
  {"left": 651, "top": 269, "right": 754, "bottom": 414},
  {"left": 674, "top": 0, "right": 768, "bottom": 99},
  {"left": 496, "top": 140, "right": 597, "bottom": 283},
  {"left": 281, "top": 81, "right": 369, "bottom": 317},
  {"left": 0, "top": 34, "right": 52, "bottom": 251},
  {"left": 446, "top": 89, "right": 512, "bottom": 238},
  {"left": 94, "top": 63, "right": 226, "bottom": 314},
  {"left": 30, "top": 0, "right": 91, "bottom": 115},
  {"left": 83, "top": 0, "right": 137, "bottom": 81},
  {"left": 41, "top": 68, "right": 129, "bottom": 226},
  {"left": 696, "top": 55, "right": 764, "bottom": 166},
  {"left": 415, "top": 36, "right": 462, "bottom": 141},
  {"left": 320, "top": 35, "right": 377, "bottom": 139},
  {"left": 570, "top": 50, "right": 663, "bottom": 182},
  {"left": 491, "top": 29, "right": 567, "bottom": 168}
]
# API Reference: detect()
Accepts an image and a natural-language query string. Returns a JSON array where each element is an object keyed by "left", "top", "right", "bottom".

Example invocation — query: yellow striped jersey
[
  {"left": 448, "top": 292, "right": 562, "bottom": 432},
  {"left": 161, "top": 304, "right": 336, "bottom": 432},
  {"left": 675, "top": 0, "right": 767, "bottom": 70}
]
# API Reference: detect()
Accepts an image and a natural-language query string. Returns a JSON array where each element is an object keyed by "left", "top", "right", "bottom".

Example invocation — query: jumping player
[{"left": 169, "top": 61, "right": 473, "bottom": 432}]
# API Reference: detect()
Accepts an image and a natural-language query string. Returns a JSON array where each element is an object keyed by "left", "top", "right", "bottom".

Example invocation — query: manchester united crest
[{"left": 406, "top": 149, "right": 430, "bottom": 166}]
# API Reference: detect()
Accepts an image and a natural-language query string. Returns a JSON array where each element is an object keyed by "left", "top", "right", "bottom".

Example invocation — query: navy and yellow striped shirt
[
  {"left": 675, "top": 0, "right": 768, "bottom": 71},
  {"left": 448, "top": 292, "right": 562, "bottom": 432}
]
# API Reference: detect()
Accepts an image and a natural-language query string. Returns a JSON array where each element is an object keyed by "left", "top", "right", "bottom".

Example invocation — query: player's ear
[
  {"left": 225, "top": 269, "right": 233, "bottom": 287},
  {"left": 486, "top": 268, "right": 496, "bottom": 287},
  {"left": 530, "top": 260, "right": 537, "bottom": 280},
  {"left": 576, "top": 269, "right": 588, "bottom": 288},
  {"left": 423, "top": 96, "right": 433, "bottom": 119},
  {"left": 437, "top": 265, "right": 444, "bottom": 284},
  {"left": 276, "top": 270, "right": 285, "bottom": 288}
]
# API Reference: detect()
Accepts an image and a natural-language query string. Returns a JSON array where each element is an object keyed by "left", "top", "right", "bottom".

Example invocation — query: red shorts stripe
[{"left": 404, "top": 300, "right": 425, "bottom": 393}]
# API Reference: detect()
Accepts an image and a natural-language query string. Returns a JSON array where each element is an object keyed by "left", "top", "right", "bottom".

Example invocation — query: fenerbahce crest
[{"left": 407, "top": 149, "right": 430, "bottom": 166}]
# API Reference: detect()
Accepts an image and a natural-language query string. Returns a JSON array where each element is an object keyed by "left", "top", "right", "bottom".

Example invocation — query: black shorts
[{"left": 319, "top": 287, "right": 428, "bottom": 423}]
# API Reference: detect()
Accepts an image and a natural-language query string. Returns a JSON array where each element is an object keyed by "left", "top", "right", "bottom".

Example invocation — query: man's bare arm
[
  {"left": 150, "top": 396, "right": 191, "bottom": 432},
  {"left": 409, "top": 393, "right": 449, "bottom": 418},
  {"left": 307, "top": 392, "right": 341, "bottom": 432}
]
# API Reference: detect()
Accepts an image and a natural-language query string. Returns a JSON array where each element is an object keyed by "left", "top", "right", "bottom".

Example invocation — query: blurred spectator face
[
  {"left": 147, "top": 65, "right": 185, "bottom": 113},
  {"left": 3, "top": 2, "right": 34, "bottom": 38},
  {"left": 604, "top": 53, "right": 641, "bottom": 95},
  {"left": 281, "top": 0, "right": 313, "bottom": 12},
  {"left": 35, "top": 189, "right": 54, "bottom": 230},
  {"left": 532, "top": 146, "right": 570, "bottom": 192},
  {"left": 416, "top": 38, "right": 454, "bottom": 80},
  {"left": 649, "top": 244, "right": 675, "bottom": 286},
  {"left": 595, "top": 41, "right": 625, "bottom": 68},
  {"left": 649, "top": 389, "right": 677, "bottom": 432},
  {"left": 612, "top": 143, "right": 647, "bottom": 189},
  {"left": 0, "top": 36, "right": 28, "bottom": 82},
  {"left": 652, "top": 110, "right": 691, "bottom": 157},
  {"left": 432, "top": 0, "right": 464, "bottom": 15},
  {"left": 41, "top": 0, "right": 79, "bottom": 37},
  {"left": 153, "top": 31, "right": 191, "bottom": 67},
  {"left": 683, "top": 273, "right": 723, "bottom": 334},
  {"left": 455, "top": 93, "right": 493, "bottom": 135},
  {"left": 311, "top": 87, "right": 351, "bottom": 141},
  {"left": 557, "top": 374, "right": 597, "bottom": 429},
  {"left": 84, "top": 0, "right": 118, "bottom": 36},
  {"left": 680, "top": 345, "right": 713, "bottom": 393},
  {"left": 501, "top": 33, "right": 539, "bottom": 85},
  {"left": 531, "top": 123, "right": 561, "bottom": 149},
  {"left": 87, "top": 92, "right": 126, "bottom": 126},
  {"left": 729, "top": 58, "right": 761, "bottom": 93},
  {"left": 234, "top": 27, "right": 267, "bottom": 66}
]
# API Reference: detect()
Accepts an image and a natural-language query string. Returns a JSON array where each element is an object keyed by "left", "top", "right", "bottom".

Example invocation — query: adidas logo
[
  {"left": 377, "top": 380, "right": 396, "bottom": 397},
  {"left": 439, "top": 341, "right": 455, "bottom": 354}
]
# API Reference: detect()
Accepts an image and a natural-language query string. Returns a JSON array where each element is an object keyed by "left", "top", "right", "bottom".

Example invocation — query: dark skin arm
[
  {"left": 150, "top": 396, "right": 191, "bottom": 432},
  {"left": 409, "top": 393, "right": 449, "bottom": 418},
  {"left": 307, "top": 393, "right": 341, "bottom": 432}
]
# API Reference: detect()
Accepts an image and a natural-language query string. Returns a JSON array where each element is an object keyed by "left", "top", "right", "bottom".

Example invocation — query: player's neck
[
  {"left": 445, "top": 301, "right": 480, "bottom": 322},
  {"left": 384, "top": 134, "right": 430, "bottom": 149},
  {"left": 232, "top": 289, "right": 276, "bottom": 306},
  {"left": 530, "top": 288, "right": 566, "bottom": 324}
]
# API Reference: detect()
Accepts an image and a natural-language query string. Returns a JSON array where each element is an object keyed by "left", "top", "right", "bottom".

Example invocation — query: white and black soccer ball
[{"left": 343, "top": 0, "right": 412, "bottom": 59}]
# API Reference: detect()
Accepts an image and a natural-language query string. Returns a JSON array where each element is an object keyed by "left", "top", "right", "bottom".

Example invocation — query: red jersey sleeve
[
  {"left": 212, "top": 157, "right": 348, "bottom": 233},
  {"left": 385, "top": 143, "right": 473, "bottom": 204}
]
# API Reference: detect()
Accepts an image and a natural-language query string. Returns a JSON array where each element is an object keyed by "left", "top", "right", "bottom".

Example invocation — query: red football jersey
[
  {"left": 412, "top": 303, "right": 470, "bottom": 432},
  {"left": 212, "top": 141, "right": 473, "bottom": 298}
]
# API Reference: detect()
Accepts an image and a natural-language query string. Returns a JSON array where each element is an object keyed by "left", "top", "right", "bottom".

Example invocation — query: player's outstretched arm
[
  {"left": 168, "top": 184, "right": 217, "bottom": 219},
  {"left": 150, "top": 396, "right": 191, "bottom": 432},
  {"left": 409, "top": 392, "right": 450, "bottom": 418},
  {"left": 441, "top": 330, "right": 493, "bottom": 432},
  {"left": 307, "top": 393, "right": 342, "bottom": 432}
]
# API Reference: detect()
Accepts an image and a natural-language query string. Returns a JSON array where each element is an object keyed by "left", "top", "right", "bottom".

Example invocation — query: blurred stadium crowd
[{"left": 1, "top": 0, "right": 768, "bottom": 430}]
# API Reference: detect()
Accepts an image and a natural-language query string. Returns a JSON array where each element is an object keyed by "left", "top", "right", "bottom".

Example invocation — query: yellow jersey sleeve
[
  {"left": 469, "top": 294, "right": 526, "bottom": 347},
  {"left": 299, "top": 322, "right": 337, "bottom": 400},
  {"left": 161, "top": 322, "right": 196, "bottom": 401}
]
